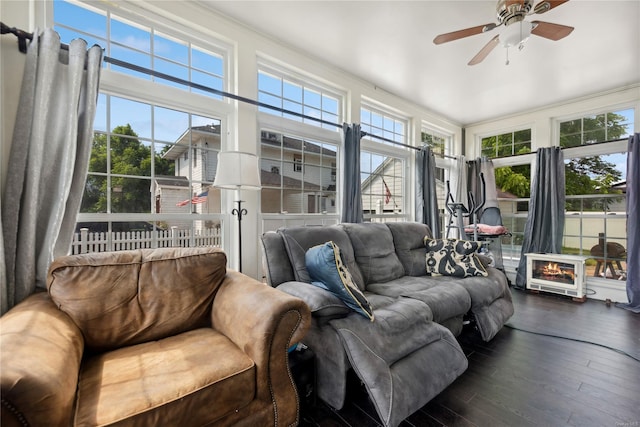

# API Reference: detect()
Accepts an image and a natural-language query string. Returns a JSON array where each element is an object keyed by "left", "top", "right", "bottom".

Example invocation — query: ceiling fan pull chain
[{"left": 505, "top": 46, "right": 510, "bottom": 65}]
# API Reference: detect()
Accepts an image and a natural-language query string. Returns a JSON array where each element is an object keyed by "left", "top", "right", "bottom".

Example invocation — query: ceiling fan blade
[
  {"left": 433, "top": 23, "right": 497, "bottom": 45},
  {"left": 468, "top": 35, "right": 500, "bottom": 66},
  {"left": 533, "top": 0, "right": 569, "bottom": 15},
  {"left": 531, "top": 21, "right": 574, "bottom": 41}
]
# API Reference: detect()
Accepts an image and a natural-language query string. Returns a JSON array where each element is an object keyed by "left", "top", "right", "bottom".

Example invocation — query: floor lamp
[{"left": 213, "top": 151, "right": 261, "bottom": 273}]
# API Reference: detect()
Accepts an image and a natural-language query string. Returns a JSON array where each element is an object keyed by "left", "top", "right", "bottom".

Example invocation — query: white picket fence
[{"left": 71, "top": 226, "right": 221, "bottom": 255}]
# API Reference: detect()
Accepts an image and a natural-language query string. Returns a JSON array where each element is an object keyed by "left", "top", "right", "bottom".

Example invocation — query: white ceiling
[{"left": 199, "top": 0, "right": 640, "bottom": 126}]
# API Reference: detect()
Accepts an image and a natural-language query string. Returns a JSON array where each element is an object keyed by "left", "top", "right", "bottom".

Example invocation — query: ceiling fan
[{"left": 433, "top": 0, "right": 574, "bottom": 65}]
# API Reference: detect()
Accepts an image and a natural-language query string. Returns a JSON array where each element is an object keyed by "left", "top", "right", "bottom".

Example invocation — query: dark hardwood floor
[{"left": 299, "top": 288, "right": 640, "bottom": 427}]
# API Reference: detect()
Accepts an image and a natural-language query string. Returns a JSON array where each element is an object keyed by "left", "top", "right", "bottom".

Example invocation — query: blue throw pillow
[{"left": 305, "top": 241, "right": 374, "bottom": 321}]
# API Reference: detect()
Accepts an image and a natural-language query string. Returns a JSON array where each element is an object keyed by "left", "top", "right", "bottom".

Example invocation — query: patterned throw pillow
[
  {"left": 423, "top": 237, "right": 488, "bottom": 278},
  {"left": 305, "top": 241, "right": 374, "bottom": 321}
]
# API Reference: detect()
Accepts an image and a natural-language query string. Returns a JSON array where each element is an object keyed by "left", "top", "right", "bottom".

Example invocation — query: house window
[
  {"left": 293, "top": 154, "right": 303, "bottom": 172},
  {"left": 360, "top": 106, "right": 406, "bottom": 146},
  {"left": 260, "top": 130, "right": 338, "bottom": 214},
  {"left": 257, "top": 66, "right": 342, "bottom": 130},
  {"left": 481, "top": 129, "right": 531, "bottom": 158},
  {"left": 54, "top": 0, "right": 226, "bottom": 99}
]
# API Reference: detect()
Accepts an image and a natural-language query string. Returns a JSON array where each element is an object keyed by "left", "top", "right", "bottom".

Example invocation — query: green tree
[
  {"left": 82, "top": 124, "right": 174, "bottom": 213},
  {"left": 495, "top": 165, "right": 531, "bottom": 198}
]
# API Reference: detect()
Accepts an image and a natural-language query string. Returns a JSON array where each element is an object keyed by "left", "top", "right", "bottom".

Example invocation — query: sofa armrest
[
  {"left": 210, "top": 271, "right": 311, "bottom": 423},
  {"left": 1, "top": 293, "right": 84, "bottom": 427},
  {"left": 276, "top": 281, "right": 351, "bottom": 321}
]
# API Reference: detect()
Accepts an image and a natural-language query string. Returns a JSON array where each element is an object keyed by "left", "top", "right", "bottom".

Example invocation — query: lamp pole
[{"left": 232, "top": 200, "right": 247, "bottom": 272}]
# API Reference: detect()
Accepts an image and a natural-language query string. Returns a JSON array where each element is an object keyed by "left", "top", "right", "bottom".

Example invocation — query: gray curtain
[
  {"left": 515, "top": 147, "right": 565, "bottom": 289},
  {"left": 416, "top": 146, "right": 441, "bottom": 238},
  {"left": 1, "top": 29, "right": 102, "bottom": 314},
  {"left": 341, "top": 123, "right": 363, "bottom": 223},
  {"left": 616, "top": 133, "right": 640, "bottom": 313},
  {"left": 467, "top": 157, "right": 498, "bottom": 219}
]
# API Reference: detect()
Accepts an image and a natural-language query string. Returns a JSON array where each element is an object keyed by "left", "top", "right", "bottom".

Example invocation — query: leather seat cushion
[{"left": 75, "top": 328, "right": 255, "bottom": 426}]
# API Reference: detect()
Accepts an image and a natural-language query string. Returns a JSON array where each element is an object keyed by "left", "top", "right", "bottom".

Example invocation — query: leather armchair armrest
[
  {"left": 1, "top": 293, "right": 84, "bottom": 427},
  {"left": 211, "top": 271, "right": 311, "bottom": 422}
]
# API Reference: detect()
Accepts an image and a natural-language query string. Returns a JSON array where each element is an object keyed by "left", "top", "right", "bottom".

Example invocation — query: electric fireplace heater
[{"left": 525, "top": 253, "right": 587, "bottom": 299}]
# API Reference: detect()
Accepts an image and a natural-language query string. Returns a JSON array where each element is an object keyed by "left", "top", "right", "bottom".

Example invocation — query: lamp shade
[{"left": 213, "top": 151, "right": 261, "bottom": 190}]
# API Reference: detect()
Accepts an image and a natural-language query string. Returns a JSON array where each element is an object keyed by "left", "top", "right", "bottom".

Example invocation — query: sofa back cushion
[
  {"left": 47, "top": 247, "right": 227, "bottom": 351},
  {"left": 278, "top": 225, "right": 365, "bottom": 290},
  {"left": 387, "top": 222, "right": 432, "bottom": 276},
  {"left": 340, "top": 223, "right": 405, "bottom": 285},
  {"left": 261, "top": 231, "right": 296, "bottom": 286}
]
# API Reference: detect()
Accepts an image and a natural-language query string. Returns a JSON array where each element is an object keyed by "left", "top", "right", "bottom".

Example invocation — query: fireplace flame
[{"left": 543, "top": 262, "right": 561, "bottom": 275}]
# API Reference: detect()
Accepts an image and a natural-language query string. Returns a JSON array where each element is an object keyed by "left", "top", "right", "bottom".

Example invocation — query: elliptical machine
[
  {"left": 445, "top": 173, "right": 507, "bottom": 272},
  {"left": 445, "top": 173, "right": 485, "bottom": 241}
]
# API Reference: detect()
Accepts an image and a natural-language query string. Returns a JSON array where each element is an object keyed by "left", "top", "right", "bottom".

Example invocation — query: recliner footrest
[{"left": 329, "top": 298, "right": 468, "bottom": 427}]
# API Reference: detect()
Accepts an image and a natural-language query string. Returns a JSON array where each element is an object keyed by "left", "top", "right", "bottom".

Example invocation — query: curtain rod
[{"left": 1, "top": 22, "right": 458, "bottom": 159}]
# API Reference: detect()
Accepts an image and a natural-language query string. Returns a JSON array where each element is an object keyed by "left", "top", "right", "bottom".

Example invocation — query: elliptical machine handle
[
  {"left": 445, "top": 180, "right": 454, "bottom": 215},
  {"left": 475, "top": 172, "right": 486, "bottom": 216}
]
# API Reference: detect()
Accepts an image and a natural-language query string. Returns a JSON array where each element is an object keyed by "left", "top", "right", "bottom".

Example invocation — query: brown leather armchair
[{"left": 1, "top": 247, "right": 310, "bottom": 427}]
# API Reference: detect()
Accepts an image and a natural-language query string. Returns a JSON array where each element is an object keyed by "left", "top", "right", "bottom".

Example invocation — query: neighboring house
[
  {"left": 260, "top": 131, "right": 337, "bottom": 214},
  {"left": 157, "top": 126, "right": 338, "bottom": 221},
  {"left": 155, "top": 125, "right": 222, "bottom": 230}
]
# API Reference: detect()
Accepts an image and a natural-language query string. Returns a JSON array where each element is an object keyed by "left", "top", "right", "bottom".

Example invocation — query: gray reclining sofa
[{"left": 261, "top": 221, "right": 514, "bottom": 427}]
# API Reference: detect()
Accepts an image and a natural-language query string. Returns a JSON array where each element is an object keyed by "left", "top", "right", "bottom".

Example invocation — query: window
[
  {"left": 560, "top": 108, "right": 632, "bottom": 281},
  {"left": 257, "top": 67, "right": 341, "bottom": 130},
  {"left": 359, "top": 104, "right": 408, "bottom": 221},
  {"left": 560, "top": 109, "right": 634, "bottom": 147},
  {"left": 260, "top": 131, "right": 338, "bottom": 214},
  {"left": 54, "top": 0, "right": 226, "bottom": 99},
  {"left": 257, "top": 63, "right": 343, "bottom": 220},
  {"left": 361, "top": 106, "right": 406, "bottom": 146},
  {"left": 481, "top": 129, "right": 531, "bottom": 158},
  {"left": 54, "top": 0, "right": 229, "bottom": 253},
  {"left": 87, "top": 94, "right": 222, "bottom": 216}
]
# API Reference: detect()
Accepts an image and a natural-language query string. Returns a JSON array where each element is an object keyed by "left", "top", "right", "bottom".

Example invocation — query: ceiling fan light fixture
[{"left": 501, "top": 20, "right": 532, "bottom": 48}]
